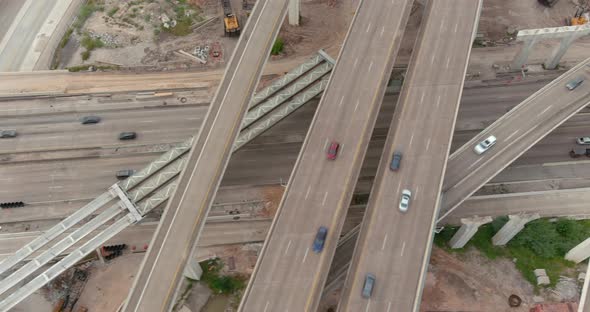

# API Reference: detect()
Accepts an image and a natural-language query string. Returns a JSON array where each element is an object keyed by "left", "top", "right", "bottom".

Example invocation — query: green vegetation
[
  {"left": 66, "top": 64, "right": 118, "bottom": 72},
  {"left": 79, "top": 33, "right": 104, "bottom": 61},
  {"left": 59, "top": 27, "right": 74, "bottom": 49},
  {"left": 434, "top": 218, "right": 590, "bottom": 289},
  {"left": 271, "top": 37, "right": 285, "bottom": 55},
  {"left": 199, "top": 258, "right": 246, "bottom": 295},
  {"left": 73, "top": 1, "right": 103, "bottom": 32},
  {"left": 107, "top": 7, "right": 119, "bottom": 17}
]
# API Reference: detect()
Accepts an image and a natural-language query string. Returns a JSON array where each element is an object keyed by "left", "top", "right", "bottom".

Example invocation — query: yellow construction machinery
[{"left": 222, "top": 0, "right": 241, "bottom": 36}]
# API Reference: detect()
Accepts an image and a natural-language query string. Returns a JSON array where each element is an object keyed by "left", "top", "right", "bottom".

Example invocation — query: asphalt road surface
[
  {"left": 5, "top": 78, "right": 590, "bottom": 223},
  {"left": 338, "top": 1, "right": 482, "bottom": 311},
  {"left": 0, "top": 0, "right": 24, "bottom": 43},
  {"left": 122, "top": 0, "right": 290, "bottom": 311},
  {"left": 0, "top": 0, "right": 57, "bottom": 71},
  {"left": 440, "top": 57, "right": 590, "bottom": 222},
  {"left": 238, "top": 0, "right": 414, "bottom": 310}
]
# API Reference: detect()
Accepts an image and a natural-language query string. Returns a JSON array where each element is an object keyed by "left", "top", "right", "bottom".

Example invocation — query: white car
[
  {"left": 474, "top": 135, "right": 497, "bottom": 155},
  {"left": 399, "top": 189, "right": 412, "bottom": 212},
  {"left": 577, "top": 137, "right": 590, "bottom": 145}
]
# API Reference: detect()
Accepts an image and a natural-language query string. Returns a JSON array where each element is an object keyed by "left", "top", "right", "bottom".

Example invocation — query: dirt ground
[
  {"left": 420, "top": 247, "right": 535, "bottom": 312},
  {"left": 75, "top": 253, "right": 145, "bottom": 311}
]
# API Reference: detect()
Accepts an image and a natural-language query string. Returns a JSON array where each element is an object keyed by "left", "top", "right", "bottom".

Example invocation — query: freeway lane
[
  {"left": 440, "top": 57, "right": 590, "bottom": 222},
  {"left": 339, "top": 1, "right": 482, "bottom": 311},
  {"left": 238, "top": 0, "right": 414, "bottom": 310},
  {"left": 0, "top": 0, "right": 57, "bottom": 71},
  {"left": 122, "top": 0, "right": 290, "bottom": 310}
]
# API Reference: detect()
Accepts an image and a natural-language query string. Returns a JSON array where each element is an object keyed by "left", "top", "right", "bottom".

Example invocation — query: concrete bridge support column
[
  {"left": 183, "top": 258, "right": 203, "bottom": 280},
  {"left": 492, "top": 214, "right": 540, "bottom": 246},
  {"left": 288, "top": 0, "right": 300, "bottom": 26},
  {"left": 449, "top": 216, "right": 493, "bottom": 249},
  {"left": 511, "top": 38, "right": 538, "bottom": 70},
  {"left": 565, "top": 237, "right": 590, "bottom": 264},
  {"left": 544, "top": 33, "right": 583, "bottom": 70}
]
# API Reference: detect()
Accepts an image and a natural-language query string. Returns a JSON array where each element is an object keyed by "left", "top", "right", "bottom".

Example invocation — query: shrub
[
  {"left": 81, "top": 50, "right": 91, "bottom": 61},
  {"left": 271, "top": 37, "right": 284, "bottom": 55},
  {"left": 199, "top": 258, "right": 246, "bottom": 295},
  {"left": 59, "top": 28, "right": 74, "bottom": 48}
]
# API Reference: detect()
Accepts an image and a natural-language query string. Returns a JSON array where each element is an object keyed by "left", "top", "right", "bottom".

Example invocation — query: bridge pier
[
  {"left": 289, "top": 0, "right": 299, "bottom": 25},
  {"left": 492, "top": 214, "right": 540, "bottom": 246},
  {"left": 565, "top": 237, "right": 590, "bottom": 263},
  {"left": 449, "top": 216, "right": 492, "bottom": 249}
]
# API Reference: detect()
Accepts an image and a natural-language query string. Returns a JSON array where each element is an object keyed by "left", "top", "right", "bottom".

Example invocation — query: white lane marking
[
  {"left": 339, "top": 96, "right": 345, "bottom": 108},
  {"left": 305, "top": 186, "right": 312, "bottom": 199},
  {"left": 386, "top": 302, "right": 392, "bottom": 312},
  {"left": 426, "top": 138, "right": 431, "bottom": 151},
  {"left": 354, "top": 58, "right": 359, "bottom": 68},
  {"left": 49, "top": 186, "right": 64, "bottom": 189},
  {"left": 187, "top": 117, "right": 201, "bottom": 121},
  {"left": 540, "top": 104, "right": 553, "bottom": 115},
  {"left": 436, "top": 95, "right": 441, "bottom": 109},
  {"left": 454, "top": 22, "right": 459, "bottom": 33},
  {"left": 368, "top": 61, "right": 374, "bottom": 72},
  {"left": 140, "top": 120, "right": 155, "bottom": 123},
  {"left": 302, "top": 247, "right": 309, "bottom": 263},
  {"left": 396, "top": 184, "right": 401, "bottom": 195},
  {"left": 322, "top": 191, "right": 328, "bottom": 206},
  {"left": 400, "top": 241, "right": 406, "bottom": 257},
  {"left": 354, "top": 100, "right": 360, "bottom": 112},
  {"left": 445, "top": 57, "right": 451, "bottom": 69},
  {"left": 414, "top": 187, "right": 420, "bottom": 200},
  {"left": 381, "top": 234, "right": 388, "bottom": 250},
  {"left": 380, "top": 26, "right": 385, "bottom": 37},
  {"left": 365, "top": 301, "right": 371, "bottom": 312},
  {"left": 284, "top": 240, "right": 292, "bottom": 255},
  {"left": 263, "top": 301, "right": 270, "bottom": 312},
  {"left": 431, "top": 54, "right": 435, "bottom": 65},
  {"left": 324, "top": 138, "right": 329, "bottom": 149},
  {"left": 366, "top": 23, "right": 372, "bottom": 33},
  {"left": 420, "top": 92, "right": 425, "bottom": 104},
  {"left": 506, "top": 130, "right": 519, "bottom": 141},
  {"left": 409, "top": 134, "right": 414, "bottom": 146},
  {"left": 467, "top": 157, "right": 484, "bottom": 170}
]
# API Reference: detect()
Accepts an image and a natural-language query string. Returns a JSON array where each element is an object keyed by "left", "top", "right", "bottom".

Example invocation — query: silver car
[
  {"left": 474, "top": 135, "right": 497, "bottom": 155},
  {"left": 399, "top": 189, "right": 412, "bottom": 212},
  {"left": 577, "top": 136, "right": 590, "bottom": 145}
]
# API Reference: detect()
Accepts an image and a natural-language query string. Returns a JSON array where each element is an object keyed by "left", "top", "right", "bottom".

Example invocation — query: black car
[
  {"left": 538, "top": 0, "right": 559, "bottom": 7},
  {"left": 116, "top": 169, "right": 135, "bottom": 179},
  {"left": 118, "top": 132, "right": 137, "bottom": 140},
  {"left": 81, "top": 116, "right": 101, "bottom": 124}
]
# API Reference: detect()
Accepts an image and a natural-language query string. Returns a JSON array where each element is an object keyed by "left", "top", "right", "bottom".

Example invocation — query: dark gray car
[
  {"left": 118, "top": 132, "right": 137, "bottom": 140},
  {"left": 116, "top": 169, "right": 135, "bottom": 179},
  {"left": 390, "top": 152, "right": 402, "bottom": 171},
  {"left": 0, "top": 130, "right": 17, "bottom": 138},
  {"left": 81, "top": 116, "right": 101, "bottom": 124},
  {"left": 362, "top": 273, "right": 376, "bottom": 298}
]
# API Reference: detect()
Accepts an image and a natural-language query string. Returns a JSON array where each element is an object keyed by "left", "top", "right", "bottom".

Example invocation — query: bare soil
[
  {"left": 420, "top": 247, "right": 535, "bottom": 312},
  {"left": 76, "top": 253, "right": 145, "bottom": 311}
]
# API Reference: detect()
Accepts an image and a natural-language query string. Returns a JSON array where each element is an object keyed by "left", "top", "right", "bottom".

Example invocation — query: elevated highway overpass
[
  {"left": 339, "top": 0, "right": 482, "bottom": 310},
  {"left": 239, "top": 0, "right": 415, "bottom": 310},
  {"left": 440, "top": 57, "right": 590, "bottom": 222},
  {"left": 122, "top": 0, "right": 291, "bottom": 310}
]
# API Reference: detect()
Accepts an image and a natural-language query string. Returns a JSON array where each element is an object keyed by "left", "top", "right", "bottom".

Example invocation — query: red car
[{"left": 327, "top": 141, "right": 340, "bottom": 160}]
